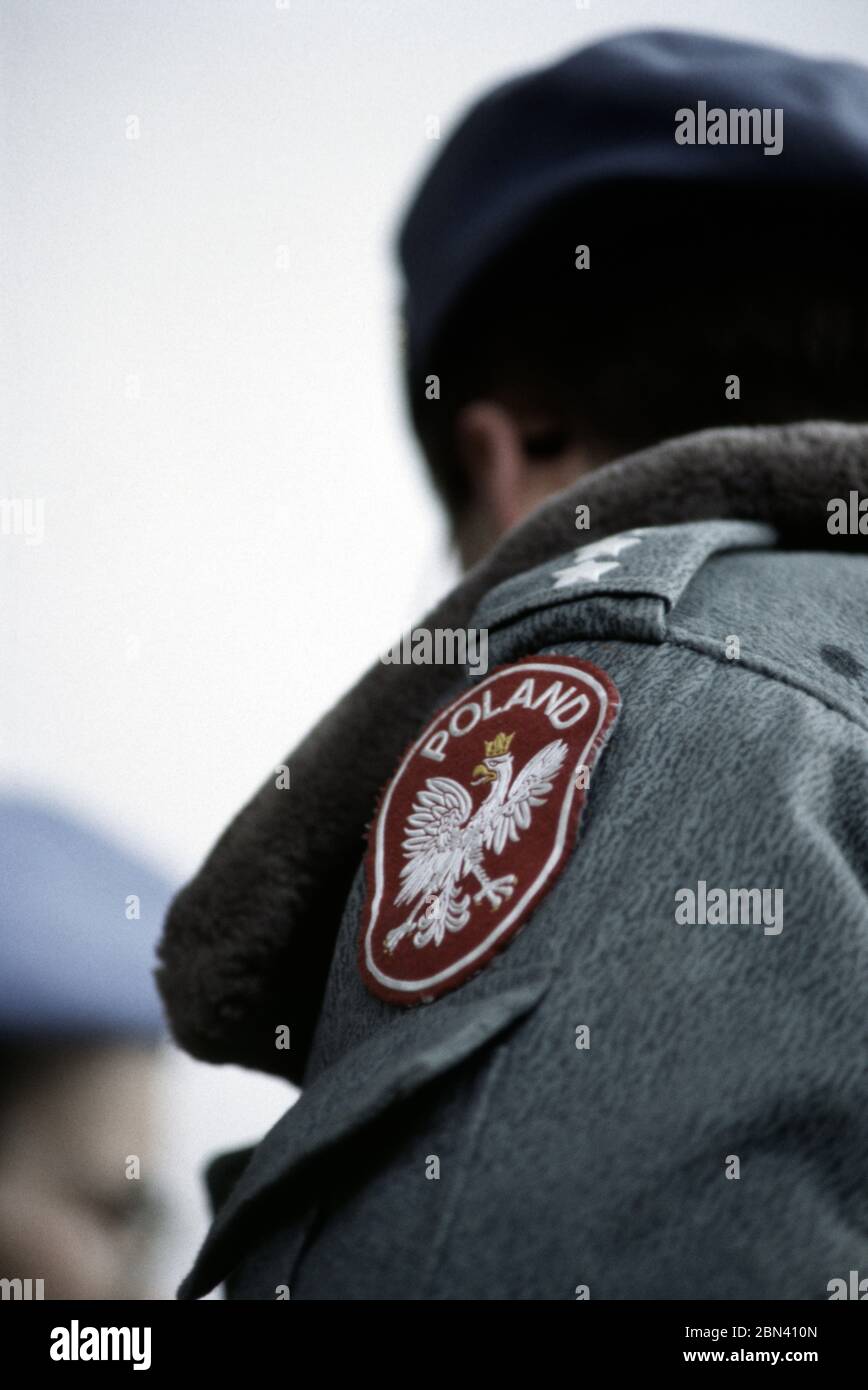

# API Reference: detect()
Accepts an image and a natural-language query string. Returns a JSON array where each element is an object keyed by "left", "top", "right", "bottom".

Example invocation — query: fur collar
[{"left": 157, "top": 421, "right": 868, "bottom": 1079}]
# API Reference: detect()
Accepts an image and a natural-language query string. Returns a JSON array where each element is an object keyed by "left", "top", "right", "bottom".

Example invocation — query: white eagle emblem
[{"left": 384, "top": 731, "right": 568, "bottom": 955}]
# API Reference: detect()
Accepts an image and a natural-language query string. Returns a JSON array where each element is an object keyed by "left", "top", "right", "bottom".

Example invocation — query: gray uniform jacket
[{"left": 161, "top": 423, "right": 868, "bottom": 1300}]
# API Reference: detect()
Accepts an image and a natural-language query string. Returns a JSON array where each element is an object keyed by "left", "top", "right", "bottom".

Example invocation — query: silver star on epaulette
[{"left": 552, "top": 532, "right": 643, "bottom": 589}]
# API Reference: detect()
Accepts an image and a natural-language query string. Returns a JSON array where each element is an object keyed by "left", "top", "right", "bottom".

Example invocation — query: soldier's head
[
  {"left": 397, "top": 32, "right": 868, "bottom": 568},
  {"left": 0, "top": 799, "right": 172, "bottom": 1299}
]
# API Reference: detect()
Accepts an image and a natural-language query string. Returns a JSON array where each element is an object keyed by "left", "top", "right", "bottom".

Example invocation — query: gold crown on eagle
[{"left": 484, "top": 731, "right": 514, "bottom": 757}]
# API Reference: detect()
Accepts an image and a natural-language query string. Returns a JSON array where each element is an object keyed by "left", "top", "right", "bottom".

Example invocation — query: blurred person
[
  {"left": 0, "top": 799, "right": 172, "bottom": 1300},
  {"left": 161, "top": 31, "right": 868, "bottom": 1299}
]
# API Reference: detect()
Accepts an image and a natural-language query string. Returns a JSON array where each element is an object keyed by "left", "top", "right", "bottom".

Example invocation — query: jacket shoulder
[{"left": 471, "top": 520, "right": 868, "bottom": 732}]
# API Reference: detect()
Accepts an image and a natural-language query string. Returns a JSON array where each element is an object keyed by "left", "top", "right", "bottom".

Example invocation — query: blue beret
[
  {"left": 398, "top": 28, "right": 868, "bottom": 372},
  {"left": 0, "top": 799, "right": 174, "bottom": 1040}
]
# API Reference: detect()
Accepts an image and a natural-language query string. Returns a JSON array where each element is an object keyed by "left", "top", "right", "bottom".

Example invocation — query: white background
[{"left": 3, "top": 0, "right": 867, "bottom": 1297}]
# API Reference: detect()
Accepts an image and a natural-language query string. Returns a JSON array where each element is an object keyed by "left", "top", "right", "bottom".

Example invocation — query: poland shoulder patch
[{"left": 359, "top": 656, "right": 620, "bottom": 1005}]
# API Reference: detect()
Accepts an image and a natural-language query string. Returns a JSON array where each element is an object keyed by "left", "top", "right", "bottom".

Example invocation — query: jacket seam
[
  {"left": 417, "top": 1042, "right": 510, "bottom": 1299},
  {"left": 479, "top": 584, "right": 666, "bottom": 629},
  {"left": 662, "top": 627, "right": 868, "bottom": 737}
]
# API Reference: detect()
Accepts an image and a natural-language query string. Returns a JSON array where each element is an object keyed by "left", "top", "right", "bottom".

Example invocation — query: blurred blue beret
[
  {"left": 398, "top": 28, "right": 868, "bottom": 371},
  {"left": 0, "top": 798, "right": 174, "bottom": 1040}
]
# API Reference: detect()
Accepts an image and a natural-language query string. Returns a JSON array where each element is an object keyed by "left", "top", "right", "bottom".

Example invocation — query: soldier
[
  {"left": 0, "top": 799, "right": 172, "bottom": 1300},
  {"left": 159, "top": 31, "right": 868, "bottom": 1299}
]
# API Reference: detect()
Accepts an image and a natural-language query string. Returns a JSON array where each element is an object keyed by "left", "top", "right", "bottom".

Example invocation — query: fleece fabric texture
[
  {"left": 157, "top": 422, "right": 868, "bottom": 1083},
  {"left": 176, "top": 501, "right": 868, "bottom": 1299}
]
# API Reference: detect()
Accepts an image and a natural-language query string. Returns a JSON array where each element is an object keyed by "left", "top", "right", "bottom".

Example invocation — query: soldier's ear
[{"left": 454, "top": 401, "right": 526, "bottom": 538}]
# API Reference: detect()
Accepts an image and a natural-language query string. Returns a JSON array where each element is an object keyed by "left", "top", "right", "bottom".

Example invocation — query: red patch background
[{"left": 359, "top": 656, "right": 620, "bottom": 1005}]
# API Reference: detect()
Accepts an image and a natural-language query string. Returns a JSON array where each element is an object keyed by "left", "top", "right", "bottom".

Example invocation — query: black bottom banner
[{"left": 4, "top": 1298, "right": 863, "bottom": 1374}]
